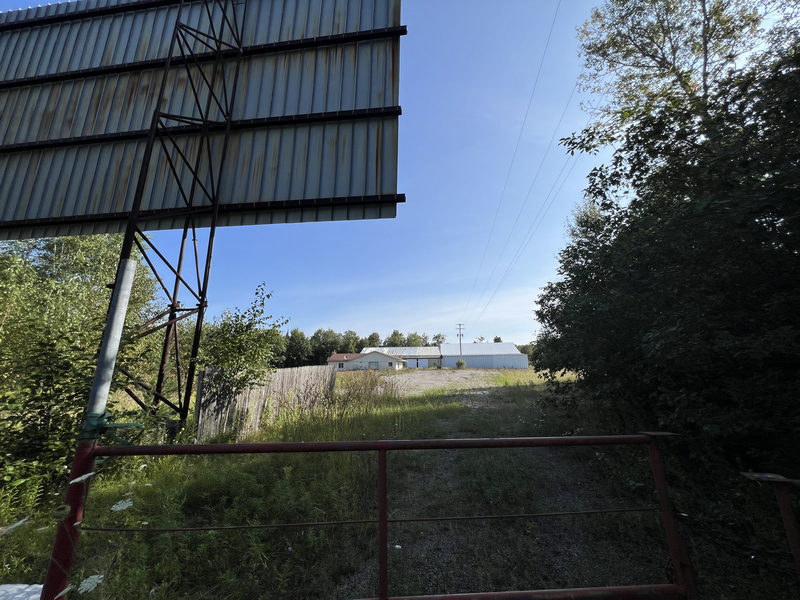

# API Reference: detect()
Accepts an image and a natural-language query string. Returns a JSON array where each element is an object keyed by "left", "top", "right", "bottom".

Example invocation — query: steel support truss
[
  {"left": 41, "top": 0, "right": 246, "bottom": 597},
  {"left": 119, "top": 0, "right": 247, "bottom": 428}
]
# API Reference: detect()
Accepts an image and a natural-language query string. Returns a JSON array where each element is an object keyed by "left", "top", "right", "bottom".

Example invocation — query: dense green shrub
[
  {"left": 0, "top": 236, "right": 157, "bottom": 495},
  {"left": 534, "top": 3, "right": 800, "bottom": 472}
]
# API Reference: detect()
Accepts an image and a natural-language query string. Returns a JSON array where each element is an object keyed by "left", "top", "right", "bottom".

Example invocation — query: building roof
[
  {"left": 360, "top": 350, "right": 407, "bottom": 362},
  {"left": 327, "top": 351, "right": 406, "bottom": 363},
  {"left": 327, "top": 353, "right": 364, "bottom": 362},
  {"left": 361, "top": 346, "right": 441, "bottom": 358},
  {"left": 439, "top": 342, "right": 523, "bottom": 356}
]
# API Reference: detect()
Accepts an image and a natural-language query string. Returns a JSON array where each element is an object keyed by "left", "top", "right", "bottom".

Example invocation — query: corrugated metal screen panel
[
  {"left": 0, "top": 0, "right": 400, "bottom": 80},
  {"left": 0, "top": 0, "right": 403, "bottom": 239},
  {"left": 0, "top": 0, "right": 117, "bottom": 24},
  {"left": 0, "top": 118, "right": 398, "bottom": 239},
  {"left": 2, "top": 201, "right": 398, "bottom": 239},
  {"left": 0, "top": 39, "right": 397, "bottom": 144}
]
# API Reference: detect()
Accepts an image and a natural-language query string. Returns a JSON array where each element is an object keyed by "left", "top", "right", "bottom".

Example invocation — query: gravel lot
[{"left": 382, "top": 369, "right": 502, "bottom": 396}]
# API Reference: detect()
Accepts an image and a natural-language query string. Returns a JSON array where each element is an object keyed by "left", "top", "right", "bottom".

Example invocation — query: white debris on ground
[
  {"left": 110, "top": 498, "right": 133, "bottom": 511},
  {"left": 0, "top": 584, "right": 42, "bottom": 599}
]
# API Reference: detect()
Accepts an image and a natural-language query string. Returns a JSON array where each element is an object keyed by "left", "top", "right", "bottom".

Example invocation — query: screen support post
[{"left": 40, "top": 0, "right": 246, "bottom": 597}]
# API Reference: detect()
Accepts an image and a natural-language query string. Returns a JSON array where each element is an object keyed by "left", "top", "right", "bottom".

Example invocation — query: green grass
[
  {"left": 491, "top": 368, "right": 575, "bottom": 387},
  {"left": 4, "top": 371, "right": 793, "bottom": 599},
  {"left": 0, "top": 372, "right": 604, "bottom": 599},
  {"left": 1, "top": 372, "right": 465, "bottom": 598}
]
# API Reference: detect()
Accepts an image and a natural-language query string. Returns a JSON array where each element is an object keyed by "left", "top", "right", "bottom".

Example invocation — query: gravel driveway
[{"left": 382, "top": 369, "right": 501, "bottom": 396}]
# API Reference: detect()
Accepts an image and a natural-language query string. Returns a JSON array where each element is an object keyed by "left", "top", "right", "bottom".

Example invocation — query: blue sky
[
  {"left": 1, "top": 0, "right": 607, "bottom": 345},
  {"left": 204, "top": 0, "right": 607, "bottom": 345}
]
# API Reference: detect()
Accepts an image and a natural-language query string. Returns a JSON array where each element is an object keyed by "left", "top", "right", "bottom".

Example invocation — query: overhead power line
[
  {"left": 469, "top": 154, "right": 579, "bottom": 329},
  {"left": 470, "top": 81, "right": 577, "bottom": 318},
  {"left": 462, "top": 0, "right": 563, "bottom": 318}
]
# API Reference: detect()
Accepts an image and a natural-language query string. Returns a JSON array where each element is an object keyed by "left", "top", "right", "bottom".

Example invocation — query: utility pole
[{"left": 456, "top": 323, "right": 464, "bottom": 358}]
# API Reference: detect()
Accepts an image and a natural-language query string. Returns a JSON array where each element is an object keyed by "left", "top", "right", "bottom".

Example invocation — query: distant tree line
[{"left": 274, "top": 329, "right": 448, "bottom": 367}]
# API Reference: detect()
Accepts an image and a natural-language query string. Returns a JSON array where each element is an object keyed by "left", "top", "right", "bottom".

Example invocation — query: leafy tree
[
  {"left": 535, "top": 1, "right": 800, "bottom": 469},
  {"left": 493, "top": 336, "right": 503, "bottom": 343},
  {"left": 365, "top": 332, "right": 382, "bottom": 348},
  {"left": 516, "top": 343, "right": 534, "bottom": 365},
  {"left": 383, "top": 330, "right": 405, "bottom": 347},
  {"left": 0, "top": 235, "right": 157, "bottom": 490},
  {"left": 340, "top": 330, "right": 361, "bottom": 354},
  {"left": 570, "top": 0, "right": 800, "bottom": 206},
  {"left": 309, "top": 329, "right": 343, "bottom": 364},
  {"left": 200, "top": 284, "right": 286, "bottom": 398},
  {"left": 431, "top": 333, "right": 446, "bottom": 346},
  {"left": 404, "top": 332, "right": 426, "bottom": 347},
  {"left": 284, "top": 329, "right": 311, "bottom": 367},
  {"left": 263, "top": 328, "right": 287, "bottom": 368}
]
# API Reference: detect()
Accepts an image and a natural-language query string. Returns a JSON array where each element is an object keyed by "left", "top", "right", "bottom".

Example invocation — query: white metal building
[
  {"left": 439, "top": 343, "right": 528, "bottom": 369},
  {"left": 360, "top": 346, "right": 442, "bottom": 368},
  {"left": 327, "top": 351, "right": 405, "bottom": 371}
]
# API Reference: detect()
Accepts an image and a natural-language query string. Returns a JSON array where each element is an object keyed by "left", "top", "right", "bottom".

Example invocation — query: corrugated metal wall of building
[
  {"left": 0, "top": 0, "right": 403, "bottom": 240},
  {"left": 441, "top": 354, "right": 529, "bottom": 370}
]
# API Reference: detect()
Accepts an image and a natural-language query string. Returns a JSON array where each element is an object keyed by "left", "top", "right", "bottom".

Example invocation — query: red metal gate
[{"left": 44, "top": 434, "right": 696, "bottom": 600}]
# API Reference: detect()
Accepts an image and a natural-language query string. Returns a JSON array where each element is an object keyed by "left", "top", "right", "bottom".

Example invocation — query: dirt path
[{"left": 335, "top": 372, "right": 668, "bottom": 598}]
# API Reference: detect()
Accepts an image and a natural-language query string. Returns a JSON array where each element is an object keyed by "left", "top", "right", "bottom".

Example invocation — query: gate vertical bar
[
  {"left": 39, "top": 443, "right": 95, "bottom": 600},
  {"left": 378, "top": 449, "right": 389, "bottom": 600},
  {"left": 773, "top": 483, "right": 800, "bottom": 574},
  {"left": 646, "top": 438, "right": 697, "bottom": 599}
]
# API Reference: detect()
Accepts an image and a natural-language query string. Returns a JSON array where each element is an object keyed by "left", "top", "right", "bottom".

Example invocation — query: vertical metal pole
[
  {"left": 40, "top": 442, "right": 95, "bottom": 600},
  {"left": 773, "top": 484, "right": 800, "bottom": 574},
  {"left": 647, "top": 440, "right": 697, "bottom": 599},
  {"left": 41, "top": 5, "right": 188, "bottom": 596},
  {"left": 377, "top": 449, "right": 389, "bottom": 600},
  {"left": 84, "top": 258, "right": 138, "bottom": 420},
  {"left": 41, "top": 246, "right": 138, "bottom": 600},
  {"left": 194, "top": 368, "right": 205, "bottom": 442}
]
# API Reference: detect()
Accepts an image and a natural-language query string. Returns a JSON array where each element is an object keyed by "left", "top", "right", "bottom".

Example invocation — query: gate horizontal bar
[
  {"left": 93, "top": 434, "right": 654, "bottom": 456},
  {"left": 358, "top": 583, "right": 685, "bottom": 600},
  {"left": 79, "top": 506, "right": 660, "bottom": 534}
]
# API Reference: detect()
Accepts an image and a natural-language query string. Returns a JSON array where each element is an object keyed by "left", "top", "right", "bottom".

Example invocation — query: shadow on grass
[
  {"left": 57, "top": 391, "right": 486, "bottom": 599},
  {"left": 9, "top": 380, "right": 631, "bottom": 600}
]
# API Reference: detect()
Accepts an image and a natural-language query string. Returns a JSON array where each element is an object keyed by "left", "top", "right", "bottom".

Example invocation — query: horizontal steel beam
[
  {"left": 0, "top": 106, "right": 401, "bottom": 155},
  {"left": 0, "top": 0, "right": 185, "bottom": 33},
  {"left": 0, "top": 26, "right": 407, "bottom": 91},
  {"left": 93, "top": 435, "right": 654, "bottom": 457},
  {"left": 356, "top": 584, "right": 686, "bottom": 600},
  {"left": 0, "top": 193, "right": 406, "bottom": 232}
]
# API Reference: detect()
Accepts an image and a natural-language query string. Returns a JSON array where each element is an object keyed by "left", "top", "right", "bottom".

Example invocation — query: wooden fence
[{"left": 195, "top": 365, "right": 337, "bottom": 441}]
